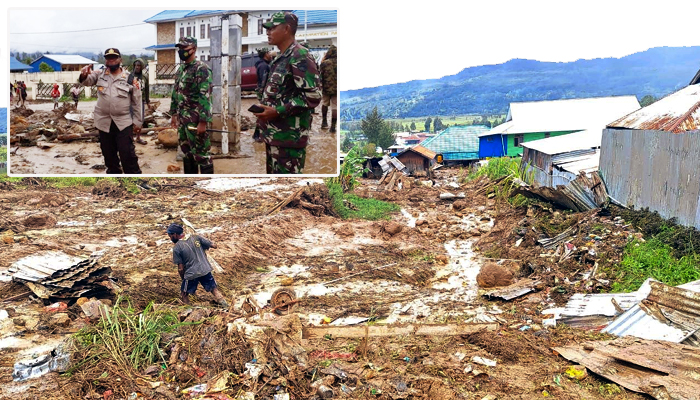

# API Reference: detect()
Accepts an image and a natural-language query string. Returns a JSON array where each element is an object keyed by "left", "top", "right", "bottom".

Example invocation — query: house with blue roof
[
  {"left": 10, "top": 58, "right": 31, "bottom": 73},
  {"left": 27, "top": 55, "right": 97, "bottom": 73},
  {"left": 144, "top": 10, "right": 337, "bottom": 66},
  {"left": 421, "top": 125, "right": 490, "bottom": 164}
]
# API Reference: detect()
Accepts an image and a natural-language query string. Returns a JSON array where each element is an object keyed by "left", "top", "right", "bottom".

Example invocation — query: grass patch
[
  {"left": 68, "top": 298, "right": 196, "bottom": 378},
  {"left": 611, "top": 238, "right": 700, "bottom": 292},
  {"left": 326, "top": 179, "right": 399, "bottom": 220},
  {"left": 464, "top": 157, "right": 523, "bottom": 182},
  {"left": 0, "top": 177, "right": 145, "bottom": 193}
]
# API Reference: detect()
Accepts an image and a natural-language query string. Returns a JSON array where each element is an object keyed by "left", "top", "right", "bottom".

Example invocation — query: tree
[
  {"left": 433, "top": 117, "right": 444, "bottom": 132},
  {"left": 640, "top": 95, "right": 658, "bottom": 107},
  {"left": 361, "top": 106, "right": 386, "bottom": 146},
  {"left": 424, "top": 117, "right": 432, "bottom": 132},
  {"left": 376, "top": 124, "right": 395, "bottom": 150},
  {"left": 362, "top": 143, "right": 377, "bottom": 157},
  {"left": 341, "top": 136, "right": 353, "bottom": 152},
  {"left": 410, "top": 121, "right": 416, "bottom": 131},
  {"left": 39, "top": 62, "right": 54, "bottom": 72}
]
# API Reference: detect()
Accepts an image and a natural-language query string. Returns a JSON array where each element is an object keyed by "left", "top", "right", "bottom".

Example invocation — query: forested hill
[{"left": 340, "top": 46, "right": 700, "bottom": 120}]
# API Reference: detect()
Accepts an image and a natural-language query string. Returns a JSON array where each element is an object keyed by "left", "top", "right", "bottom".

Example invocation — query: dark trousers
[{"left": 99, "top": 121, "right": 141, "bottom": 174}]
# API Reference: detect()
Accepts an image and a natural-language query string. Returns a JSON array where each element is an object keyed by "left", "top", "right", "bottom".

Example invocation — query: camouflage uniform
[
  {"left": 170, "top": 36, "right": 213, "bottom": 173},
  {"left": 320, "top": 45, "right": 337, "bottom": 132},
  {"left": 261, "top": 13, "right": 322, "bottom": 174}
]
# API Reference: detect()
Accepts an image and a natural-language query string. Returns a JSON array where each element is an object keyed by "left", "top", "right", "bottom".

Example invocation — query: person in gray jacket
[{"left": 79, "top": 48, "right": 142, "bottom": 174}]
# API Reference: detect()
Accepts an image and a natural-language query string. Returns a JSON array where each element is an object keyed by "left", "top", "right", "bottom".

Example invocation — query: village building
[
  {"left": 144, "top": 10, "right": 337, "bottom": 65},
  {"left": 600, "top": 77, "right": 700, "bottom": 229},
  {"left": 27, "top": 55, "right": 98, "bottom": 73},
  {"left": 10, "top": 58, "right": 31, "bottom": 73},
  {"left": 395, "top": 145, "right": 436, "bottom": 178},
  {"left": 479, "top": 96, "right": 641, "bottom": 158},
  {"left": 421, "top": 125, "right": 489, "bottom": 164}
]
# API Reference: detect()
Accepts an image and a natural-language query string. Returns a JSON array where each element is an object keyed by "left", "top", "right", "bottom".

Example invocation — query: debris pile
[{"left": 7, "top": 251, "right": 117, "bottom": 299}]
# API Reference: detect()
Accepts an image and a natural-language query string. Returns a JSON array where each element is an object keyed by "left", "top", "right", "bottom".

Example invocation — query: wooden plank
[{"left": 302, "top": 323, "right": 498, "bottom": 340}]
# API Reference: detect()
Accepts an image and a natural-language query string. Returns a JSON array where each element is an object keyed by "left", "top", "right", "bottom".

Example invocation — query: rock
[
  {"left": 2, "top": 235, "right": 14, "bottom": 244},
  {"left": 476, "top": 263, "right": 514, "bottom": 288},
  {"left": 420, "top": 180, "right": 433, "bottom": 187},
  {"left": 184, "top": 308, "right": 210, "bottom": 323},
  {"left": 146, "top": 241, "right": 156, "bottom": 247},
  {"left": 453, "top": 200, "right": 467, "bottom": 211},
  {"left": 167, "top": 164, "right": 181, "bottom": 172},
  {"left": 76, "top": 297, "right": 90, "bottom": 307},
  {"left": 435, "top": 255, "right": 449, "bottom": 264},
  {"left": 22, "top": 213, "right": 57, "bottom": 229},
  {"left": 50, "top": 313, "right": 72, "bottom": 327},
  {"left": 440, "top": 192, "right": 456, "bottom": 200},
  {"left": 157, "top": 129, "right": 179, "bottom": 148},
  {"left": 415, "top": 219, "right": 426, "bottom": 226},
  {"left": 383, "top": 222, "right": 403, "bottom": 236},
  {"left": 81, "top": 300, "right": 109, "bottom": 321}
]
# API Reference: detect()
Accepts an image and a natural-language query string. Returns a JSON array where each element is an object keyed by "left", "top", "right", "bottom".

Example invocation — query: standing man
[
  {"left": 253, "top": 48, "right": 272, "bottom": 142},
  {"left": 320, "top": 45, "right": 337, "bottom": 133},
  {"left": 170, "top": 36, "right": 214, "bottom": 174},
  {"left": 129, "top": 58, "right": 150, "bottom": 145},
  {"left": 51, "top": 83, "right": 61, "bottom": 110},
  {"left": 19, "top": 82, "right": 27, "bottom": 107},
  {"left": 253, "top": 12, "right": 322, "bottom": 174},
  {"left": 70, "top": 84, "right": 81, "bottom": 108},
  {"left": 79, "top": 48, "right": 142, "bottom": 174},
  {"left": 166, "top": 223, "right": 229, "bottom": 307}
]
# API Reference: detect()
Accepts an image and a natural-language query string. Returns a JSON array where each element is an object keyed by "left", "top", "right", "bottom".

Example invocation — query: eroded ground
[{"left": 0, "top": 172, "right": 649, "bottom": 399}]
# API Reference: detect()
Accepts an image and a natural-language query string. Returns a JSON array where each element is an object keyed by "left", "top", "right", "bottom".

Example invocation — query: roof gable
[{"left": 421, "top": 125, "right": 489, "bottom": 154}]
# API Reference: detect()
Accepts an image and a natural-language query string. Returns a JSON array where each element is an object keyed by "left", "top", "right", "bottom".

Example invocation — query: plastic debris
[
  {"left": 471, "top": 356, "right": 497, "bottom": 367},
  {"left": 45, "top": 302, "right": 68, "bottom": 312},
  {"left": 12, "top": 343, "right": 71, "bottom": 381}
]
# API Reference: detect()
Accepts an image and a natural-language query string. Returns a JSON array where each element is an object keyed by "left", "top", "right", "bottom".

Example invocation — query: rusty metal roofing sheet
[
  {"left": 8, "top": 251, "right": 84, "bottom": 282},
  {"left": 483, "top": 279, "right": 540, "bottom": 301},
  {"left": 607, "top": 84, "right": 700, "bottom": 133},
  {"left": 406, "top": 145, "right": 436, "bottom": 160}
]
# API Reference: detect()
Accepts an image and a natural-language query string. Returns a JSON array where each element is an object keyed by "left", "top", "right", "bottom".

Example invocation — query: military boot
[
  {"left": 183, "top": 157, "right": 198, "bottom": 174},
  {"left": 330, "top": 110, "right": 337, "bottom": 133},
  {"left": 200, "top": 163, "right": 214, "bottom": 174},
  {"left": 321, "top": 105, "right": 328, "bottom": 129}
]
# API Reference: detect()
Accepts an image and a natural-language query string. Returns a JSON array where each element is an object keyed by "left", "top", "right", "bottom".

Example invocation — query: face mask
[
  {"left": 170, "top": 236, "right": 179, "bottom": 243},
  {"left": 107, "top": 64, "right": 120, "bottom": 73},
  {"left": 178, "top": 49, "right": 191, "bottom": 61}
]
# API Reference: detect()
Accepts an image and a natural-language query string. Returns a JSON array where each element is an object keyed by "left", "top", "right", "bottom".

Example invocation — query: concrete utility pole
[{"left": 209, "top": 14, "right": 242, "bottom": 154}]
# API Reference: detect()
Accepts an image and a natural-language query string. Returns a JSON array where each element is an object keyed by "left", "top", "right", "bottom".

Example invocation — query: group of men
[{"left": 11, "top": 81, "right": 27, "bottom": 107}]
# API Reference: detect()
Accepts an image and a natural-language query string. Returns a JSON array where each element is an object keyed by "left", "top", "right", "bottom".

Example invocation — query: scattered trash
[
  {"left": 471, "top": 356, "right": 497, "bottom": 367},
  {"left": 182, "top": 384, "right": 207, "bottom": 398},
  {"left": 44, "top": 302, "right": 68, "bottom": 312},
  {"left": 564, "top": 365, "right": 587, "bottom": 380},
  {"left": 12, "top": 342, "right": 72, "bottom": 381}
]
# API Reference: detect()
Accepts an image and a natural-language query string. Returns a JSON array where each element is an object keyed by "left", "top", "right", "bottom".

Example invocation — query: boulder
[{"left": 476, "top": 263, "right": 514, "bottom": 288}]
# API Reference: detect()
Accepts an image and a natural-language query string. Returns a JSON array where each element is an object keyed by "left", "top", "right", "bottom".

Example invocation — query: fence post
[{"left": 209, "top": 14, "right": 241, "bottom": 154}]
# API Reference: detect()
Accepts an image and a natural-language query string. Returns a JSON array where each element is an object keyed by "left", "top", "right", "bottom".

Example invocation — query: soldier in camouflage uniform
[
  {"left": 320, "top": 45, "right": 337, "bottom": 133},
  {"left": 170, "top": 36, "right": 214, "bottom": 174},
  {"left": 253, "top": 12, "right": 322, "bottom": 174}
]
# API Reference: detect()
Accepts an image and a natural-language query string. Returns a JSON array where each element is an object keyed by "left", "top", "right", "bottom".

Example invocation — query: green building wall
[{"left": 505, "top": 130, "right": 580, "bottom": 157}]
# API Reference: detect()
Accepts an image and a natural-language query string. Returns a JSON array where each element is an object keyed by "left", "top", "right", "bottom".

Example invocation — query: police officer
[
  {"left": 253, "top": 12, "right": 322, "bottom": 174},
  {"left": 170, "top": 36, "right": 214, "bottom": 174},
  {"left": 79, "top": 48, "right": 142, "bottom": 174}
]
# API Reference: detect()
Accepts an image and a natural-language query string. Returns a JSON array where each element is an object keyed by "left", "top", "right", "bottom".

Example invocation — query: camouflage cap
[
  {"left": 104, "top": 48, "right": 121, "bottom": 57},
  {"left": 262, "top": 11, "right": 298, "bottom": 29},
  {"left": 176, "top": 36, "right": 197, "bottom": 48}
]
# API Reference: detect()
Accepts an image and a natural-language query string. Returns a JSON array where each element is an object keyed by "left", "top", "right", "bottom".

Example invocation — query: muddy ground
[
  {"left": 8, "top": 97, "right": 338, "bottom": 175},
  {"left": 0, "top": 172, "right": 650, "bottom": 399}
]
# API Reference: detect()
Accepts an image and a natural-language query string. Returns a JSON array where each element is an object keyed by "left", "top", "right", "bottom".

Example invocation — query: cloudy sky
[
  {"left": 3, "top": 0, "right": 700, "bottom": 103},
  {"left": 9, "top": 9, "right": 158, "bottom": 56}
]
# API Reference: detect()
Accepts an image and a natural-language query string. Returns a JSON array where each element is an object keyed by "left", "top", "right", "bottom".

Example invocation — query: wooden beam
[{"left": 302, "top": 322, "right": 498, "bottom": 340}]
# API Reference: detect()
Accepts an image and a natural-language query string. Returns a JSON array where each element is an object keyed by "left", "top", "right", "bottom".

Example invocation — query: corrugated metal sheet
[
  {"left": 8, "top": 251, "right": 84, "bottom": 282},
  {"left": 600, "top": 128, "right": 700, "bottom": 230},
  {"left": 523, "top": 129, "right": 600, "bottom": 155},
  {"left": 42, "top": 55, "right": 98, "bottom": 65},
  {"left": 603, "top": 280, "right": 700, "bottom": 344},
  {"left": 608, "top": 84, "right": 700, "bottom": 133},
  {"left": 421, "top": 125, "right": 489, "bottom": 159},
  {"left": 480, "top": 96, "right": 640, "bottom": 137}
]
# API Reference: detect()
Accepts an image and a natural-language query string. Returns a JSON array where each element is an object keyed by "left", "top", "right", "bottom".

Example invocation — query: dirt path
[{"left": 9, "top": 97, "right": 337, "bottom": 175}]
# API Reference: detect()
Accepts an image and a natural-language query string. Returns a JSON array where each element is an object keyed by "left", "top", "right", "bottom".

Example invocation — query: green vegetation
[
  {"left": 68, "top": 298, "right": 197, "bottom": 377},
  {"left": 611, "top": 238, "right": 700, "bottom": 292},
  {"left": 0, "top": 176, "right": 147, "bottom": 194},
  {"left": 39, "top": 62, "right": 54, "bottom": 72},
  {"left": 326, "top": 145, "right": 399, "bottom": 220},
  {"left": 326, "top": 181, "right": 399, "bottom": 220},
  {"left": 459, "top": 157, "right": 534, "bottom": 209},
  {"left": 465, "top": 157, "right": 524, "bottom": 181}
]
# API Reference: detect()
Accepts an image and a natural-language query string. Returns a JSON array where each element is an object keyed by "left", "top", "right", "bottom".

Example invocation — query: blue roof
[
  {"left": 421, "top": 125, "right": 490, "bottom": 160},
  {"left": 145, "top": 44, "right": 177, "bottom": 50},
  {"left": 10, "top": 58, "right": 31, "bottom": 71},
  {"left": 292, "top": 10, "right": 337, "bottom": 25},
  {"left": 145, "top": 10, "right": 228, "bottom": 23},
  {"left": 0, "top": 108, "right": 6, "bottom": 134}
]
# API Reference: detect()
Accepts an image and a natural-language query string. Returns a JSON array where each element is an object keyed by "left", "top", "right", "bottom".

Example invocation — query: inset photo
[{"left": 9, "top": 9, "right": 338, "bottom": 175}]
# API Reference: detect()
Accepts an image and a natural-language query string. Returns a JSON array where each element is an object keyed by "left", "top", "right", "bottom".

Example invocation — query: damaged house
[{"left": 600, "top": 75, "right": 700, "bottom": 229}]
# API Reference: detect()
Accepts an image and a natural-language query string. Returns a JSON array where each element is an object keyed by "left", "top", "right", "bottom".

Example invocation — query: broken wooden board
[
  {"left": 302, "top": 322, "right": 498, "bottom": 340},
  {"left": 483, "top": 279, "right": 540, "bottom": 301},
  {"left": 554, "top": 337, "right": 700, "bottom": 400}
]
